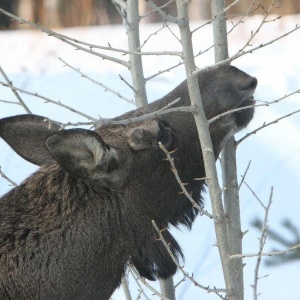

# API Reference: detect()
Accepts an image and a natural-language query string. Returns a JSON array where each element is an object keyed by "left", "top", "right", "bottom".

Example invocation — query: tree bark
[
  {"left": 211, "top": 1, "right": 244, "bottom": 299},
  {"left": 126, "top": 0, "right": 148, "bottom": 107}
]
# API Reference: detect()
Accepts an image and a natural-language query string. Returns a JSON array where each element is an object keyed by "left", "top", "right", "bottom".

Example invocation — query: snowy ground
[{"left": 1, "top": 13, "right": 300, "bottom": 300}]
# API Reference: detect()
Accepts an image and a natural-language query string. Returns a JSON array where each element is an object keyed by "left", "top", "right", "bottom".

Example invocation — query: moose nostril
[{"left": 240, "top": 77, "right": 257, "bottom": 91}]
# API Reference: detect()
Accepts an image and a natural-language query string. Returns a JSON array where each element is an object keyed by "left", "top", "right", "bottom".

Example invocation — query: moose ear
[
  {"left": 127, "top": 127, "right": 156, "bottom": 150},
  {"left": 45, "top": 129, "right": 117, "bottom": 179},
  {"left": 0, "top": 114, "right": 60, "bottom": 166},
  {"left": 127, "top": 120, "right": 160, "bottom": 150},
  {"left": 127, "top": 120, "right": 175, "bottom": 151}
]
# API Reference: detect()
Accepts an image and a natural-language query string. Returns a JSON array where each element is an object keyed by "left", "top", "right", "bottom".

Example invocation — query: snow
[{"left": 1, "top": 14, "right": 300, "bottom": 300}]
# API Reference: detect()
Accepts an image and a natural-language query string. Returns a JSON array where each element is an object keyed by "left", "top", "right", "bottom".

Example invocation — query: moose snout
[
  {"left": 236, "top": 76, "right": 258, "bottom": 103},
  {"left": 240, "top": 76, "right": 258, "bottom": 92}
]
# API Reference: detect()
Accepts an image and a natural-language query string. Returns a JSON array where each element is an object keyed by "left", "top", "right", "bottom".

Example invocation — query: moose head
[{"left": 0, "top": 65, "right": 257, "bottom": 299}]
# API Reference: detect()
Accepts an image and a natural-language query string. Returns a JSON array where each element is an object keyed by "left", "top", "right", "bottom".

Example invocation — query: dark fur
[{"left": 0, "top": 65, "right": 257, "bottom": 299}]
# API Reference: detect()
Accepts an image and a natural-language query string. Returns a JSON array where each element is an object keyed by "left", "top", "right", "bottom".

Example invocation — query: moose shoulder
[{"left": 0, "top": 65, "right": 257, "bottom": 300}]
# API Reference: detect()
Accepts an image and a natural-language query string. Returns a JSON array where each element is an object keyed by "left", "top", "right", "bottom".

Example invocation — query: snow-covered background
[{"left": 0, "top": 14, "right": 300, "bottom": 300}]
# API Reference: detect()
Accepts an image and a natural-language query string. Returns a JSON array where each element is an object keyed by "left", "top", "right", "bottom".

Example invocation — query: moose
[{"left": 0, "top": 65, "right": 257, "bottom": 299}]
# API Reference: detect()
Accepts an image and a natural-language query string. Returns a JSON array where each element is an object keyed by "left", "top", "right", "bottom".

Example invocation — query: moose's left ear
[{"left": 45, "top": 129, "right": 117, "bottom": 179}]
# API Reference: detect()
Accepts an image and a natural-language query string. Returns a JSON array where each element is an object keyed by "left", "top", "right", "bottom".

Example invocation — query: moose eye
[{"left": 157, "top": 121, "right": 176, "bottom": 150}]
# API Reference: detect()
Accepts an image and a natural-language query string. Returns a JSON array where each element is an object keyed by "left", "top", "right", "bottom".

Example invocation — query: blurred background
[{"left": 1, "top": 0, "right": 300, "bottom": 29}]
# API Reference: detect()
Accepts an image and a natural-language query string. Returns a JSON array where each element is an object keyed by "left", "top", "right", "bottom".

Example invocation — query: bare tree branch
[
  {"left": 209, "top": 104, "right": 259, "bottom": 124},
  {"left": 158, "top": 142, "right": 213, "bottom": 219},
  {"left": 124, "top": 0, "right": 148, "bottom": 107},
  {"left": 226, "top": 1, "right": 256, "bottom": 36},
  {"left": 95, "top": 100, "right": 196, "bottom": 128},
  {"left": 238, "top": 160, "right": 251, "bottom": 190},
  {"left": 230, "top": 243, "right": 300, "bottom": 259},
  {"left": 224, "top": 0, "right": 243, "bottom": 13},
  {"left": 138, "top": 23, "right": 168, "bottom": 51},
  {"left": 145, "top": 1, "right": 184, "bottom": 25},
  {"left": 0, "top": 80, "right": 97, "bottom": 121},
  {"left": 0, "top": 167, "right": 18, "bottom": 187},
  {"left": 243, "top": 181, "right": 266, "bottom": 209},
  {"left": 58, "top": 57, "right": 135, "bottom": 105},
  {"left": 252, "top": 187, "right": 273, "bottom": 300},
  {"left": 0, "top": 100, "right": 21, "bottom": 105},
  {"left": 141, "top": 0, "right": 174, "bottom": 20},
  {"left": 211, "top": 0, "right": 244, "bottom": 299},
  {"left": 152, "top": 220, "right": 227, "bottom": 295},
  {"left": 175, "top": 2, "right": 235, "bottom": 299},
  {"left": 0, "top": 66, "right": 31, "bottom": 113},
  {"left": 193, "top": 24, "right": 300, "bottom": 76},
  {"left": 237, "top": 108, "right": 300, "bottom": 146},
  {"left": 121, "top": 275, "right": 133, "bottom": 300},
  {"left": 127, "top": 267, "right": 150, "bottom": 300},
  {"left": 128, "top": 265, "right": 171, "bottom": 300},
  {"left": 0, "top": 9, "right": 129, "bottom": 68}
]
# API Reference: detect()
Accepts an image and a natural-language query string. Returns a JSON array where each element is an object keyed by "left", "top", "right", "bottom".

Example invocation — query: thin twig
[
  {"left": 127, "top": 267, "right": 151, "bottom": 300},
  {"left": 227, "top": 0, "right": 276, "bottom": 63},
  {"left": 191, "top": 19, "right": 213, "bottom": 34},
  {"left": 0, "top": 8, "right": 129, "bottom": 68},
  {"left": 193, "top": 23, "right": 300, "bottom": 76},
  {"left": 237, "top": 108, "right": 300, "bottom": 146},
  {"left": 128, "top": 265, "right": 150, "bottom": 300},
  {"left": 0, "top": 167, "right": 18, "bottom": 187},
  {"left": 208, "top": 103, "right": 259, "bottom": 124},
  {"left": 95, "top": 100, "right": 196, "bottom": 128},
  {"left": 252, "top": 187, "right": 273, "bottom": 300},
  {"left": 0, "top": 80, "right": 97, "bottom": 121},
  {"left": 145, "top": 59, "right": 183, "bottom": 82},
  {"left": 226, "top": 0, "right": 256, "bottom": 35},
  {"left": 58, "top": 57, "right": 135, "bottom": 105},
  {"left": 0, "top": 66, "right": 31, "bottom": 113},
  {"left": 224, "top": 0, "right": 243, "bottom": 13},
  {"left": 230, "top": 239, "right": 300, "bottom": 259},
  {"left": 129, "top": 265, "right": 171, "bottom": 300},
  {"left": 212, "top": 86, "right": 300, "bottom": 126},
  {"left": 165, "top": 22, "right": 181, "bottom": 44},
  {"left": 56, "top": 121, "right": 94, "bottom": 130},
  {"left": 145, "top": 1, "right": 184, "bottom": 25},
  {"left": 152, "top": 220, "right": 227, "bottom": 295},
  {"left": 238, "top": 160, "right": 251, "bottom": 190},
  {"left": 141, "top": 0, "right": 174, "bottom": 19},
  {"left": 89, "top": 45, "right": 181, "bottom": 56},
  {"left": 149, "top": 3, "right": 277, "bottom": 82},
  {"left": 173, "top": 277, "right": 186, "bottom": 289},
  {"left": 152, "top": 220, "right": 227, "bottom": 296},
  {"left": 243, "top": 181, "right": 265, "bottom": 209},
  {"left": 138, "top": 23, "right": 167, "bottom": 51},
  {"left": 0, "top": 100, "right": 21, "bottom": 105},
  {"left": 119, "top": 74, "right": 137, "bottom": 93},
  {"left": 158, "top": 142, "right": 214, "bottom": 219}
]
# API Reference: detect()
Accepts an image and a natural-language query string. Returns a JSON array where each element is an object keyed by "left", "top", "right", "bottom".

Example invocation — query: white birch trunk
[
  {"left": 211, "top": 1, "right": 244, "bottom": 299},
  {"left": 175, "top": 0, "right": 239, "bottom": 299},
  {"left": 126, "top": 0, "right": 148, "bottom": 107}
]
